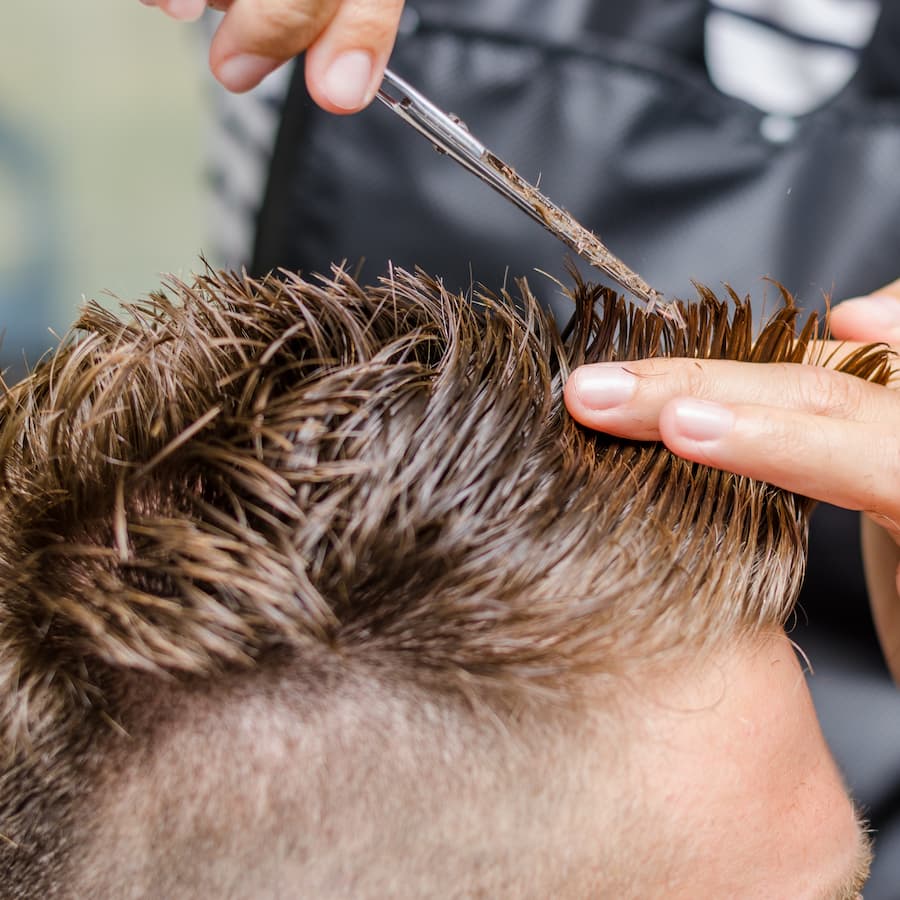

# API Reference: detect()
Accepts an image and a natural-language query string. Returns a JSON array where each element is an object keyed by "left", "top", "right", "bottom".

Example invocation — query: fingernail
[
  {"left": 163, "top": 0, "right": 205, "bottom": 20},
  {"left": 671, "top": 399, "right": 734, "bottom": 442},
  {"left": 218, "top": 55, "right": 279, "bottom": 93},
  {"left": 322, "top": 50, "right": 375, "bottom": 110},
  {"left": 840, "top": 294, "right": 900, "bottom": 328},
  {"left": 572, "top": 366, "right": 637, "bottom": 410}
]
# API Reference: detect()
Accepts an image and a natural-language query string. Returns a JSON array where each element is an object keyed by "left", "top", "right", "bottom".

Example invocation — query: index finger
[
  {"left": 564, "top": 346, "right": 897, "bottom": 442},
  {"left": 210, "top": 0, "right": 342, "bottom": 93}
]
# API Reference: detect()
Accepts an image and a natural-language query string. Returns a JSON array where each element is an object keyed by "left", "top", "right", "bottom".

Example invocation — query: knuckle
[
  {"left": 245, "top": 0, "right": 327, "bottom": 45},
  {"left": 796, "top": 364, "right": 859, "bottom": 416},
  {"left": 330, "top": 0, "right": 407, "bottom": 49},
  {"left": 347, "top": 16, "right": 399, "bottom": 47},
  {"left": 627, "top": 357, "right": 699, "bottom": 385},
  {"left": 681, "top": 360, "right": 712, "bottom": 397},
  {"left": 627, "top": 358, "right": 712, "bottom": 406}
]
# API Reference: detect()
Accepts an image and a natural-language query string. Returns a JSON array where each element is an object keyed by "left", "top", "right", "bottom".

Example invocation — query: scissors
[{"left": 377, "top": 68, "right": 670, "bottom": 313}]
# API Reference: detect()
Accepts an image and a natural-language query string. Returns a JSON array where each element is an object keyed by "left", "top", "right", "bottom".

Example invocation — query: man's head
[{"left": 0, "top": 269, "right": 887, "bottom": 898}]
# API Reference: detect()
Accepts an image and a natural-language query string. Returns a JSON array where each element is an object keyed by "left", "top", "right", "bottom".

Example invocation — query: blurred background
[{"left": 0, "top": 2, "right": 210, "bottom": 371}]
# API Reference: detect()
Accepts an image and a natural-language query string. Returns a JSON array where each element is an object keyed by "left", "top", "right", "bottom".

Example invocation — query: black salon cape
[{"left": 252, "top": 2, "right": 900, "bottom": 892}]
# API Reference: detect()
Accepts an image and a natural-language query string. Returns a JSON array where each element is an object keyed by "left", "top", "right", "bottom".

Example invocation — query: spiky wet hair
[{"left": 0, "top": 267, "right": 890, "bottom": 894}]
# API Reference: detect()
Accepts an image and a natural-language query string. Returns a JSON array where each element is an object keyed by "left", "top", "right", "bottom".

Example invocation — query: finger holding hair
[
  {"left": 565, "top": 315, "right": 900, "bottom": 680},
  {"left": 564, "top": 352, "right": 894, "bottom": 441},
  {"left": 656, "top": 393, "right": 900, "bottom": 532},
  {"left": 566, "top": 352, "right": 899, "bottom": 521}
]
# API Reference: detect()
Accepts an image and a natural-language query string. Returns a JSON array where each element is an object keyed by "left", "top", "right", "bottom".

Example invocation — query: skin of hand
[
  {"left": 564, "top": 281, "right": 900, "bottom": 681},
  {"left": 140, "top": 0, "right": 406, "bottom": 108}
]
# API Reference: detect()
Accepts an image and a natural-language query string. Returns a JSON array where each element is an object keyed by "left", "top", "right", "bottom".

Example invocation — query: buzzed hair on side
[{"left": 0, "top": 267, "right": 890, "bottom": 898}]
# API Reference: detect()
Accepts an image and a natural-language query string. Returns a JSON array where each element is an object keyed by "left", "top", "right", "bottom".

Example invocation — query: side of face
[{"left": 620, "top": 631, "right": 869, "bottom": 899}]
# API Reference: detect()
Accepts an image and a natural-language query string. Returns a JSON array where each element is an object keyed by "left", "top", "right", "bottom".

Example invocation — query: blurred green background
[{"left": 0, "top": 1, "right": 209, "bottom": 366}]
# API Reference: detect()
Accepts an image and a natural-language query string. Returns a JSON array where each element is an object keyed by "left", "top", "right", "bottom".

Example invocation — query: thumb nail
[{"left": 322, "top": 50, "right": 375, "bottom": 110}]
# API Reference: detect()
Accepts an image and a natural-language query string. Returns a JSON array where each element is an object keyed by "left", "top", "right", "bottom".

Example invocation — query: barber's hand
[
  {"left": 140, "top": 0, "right": 405, "bottom": 109},
  {"left": 564, "top": 281, "right": 900, "bottom": 680}
]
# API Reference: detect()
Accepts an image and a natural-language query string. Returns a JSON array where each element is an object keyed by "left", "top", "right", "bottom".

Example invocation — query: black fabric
[
  {"left": 255, "top": 1, "right": 900, "bottom": 309},
  {"left": 253, "top": 2, "right": 900, "bottom": 892}
]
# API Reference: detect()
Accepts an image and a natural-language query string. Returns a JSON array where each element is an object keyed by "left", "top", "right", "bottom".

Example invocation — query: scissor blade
[{"left": 376, "top": 68, "right": 670, "bottom": 313}]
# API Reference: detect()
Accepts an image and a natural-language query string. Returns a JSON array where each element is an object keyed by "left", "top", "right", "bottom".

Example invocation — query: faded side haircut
[{"left": 0, "top": 268, "right": 890, "bottom": 897}]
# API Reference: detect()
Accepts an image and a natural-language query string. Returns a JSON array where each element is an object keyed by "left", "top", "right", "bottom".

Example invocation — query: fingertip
[
  {"left": 306, "top": 48, "right": 379, "bottom": 113},
  {"left": 563, "top": 370, "right": 589, "bottom": 423},
  {"left": 158, "top": 0, "right": 206, "bottom": 22},
  {"left": 214, "top": 53, "right": 281, "bottom": 93},
  {"left": 831, "top": 295, "right": 900, "bottom": 343},
  {"left": 209, "top": 0, "right": 341, "bottom": 89},
  {"left": 658, "top": 399, "right": 735, "bottom": 466},
  {"left": 303, "top": 1, "right": 404, "bottom": 113},
  {"left": 564, "top": 365, "right": 638, "bottom": 415}
]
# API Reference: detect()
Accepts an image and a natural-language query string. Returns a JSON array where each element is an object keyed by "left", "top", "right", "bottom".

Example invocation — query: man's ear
[{"left": 861, "top": 516, "right": 900, "bottom": 683}]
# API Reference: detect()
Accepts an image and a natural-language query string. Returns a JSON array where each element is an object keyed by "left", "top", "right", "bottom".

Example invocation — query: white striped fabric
[{"left": 202, "top": 13, "right": 295, "bottom": 269}]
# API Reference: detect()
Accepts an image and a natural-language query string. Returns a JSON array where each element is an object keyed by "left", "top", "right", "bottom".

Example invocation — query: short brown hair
[{"left": 0, "top": 267, "right": 890, "bottom": 896}]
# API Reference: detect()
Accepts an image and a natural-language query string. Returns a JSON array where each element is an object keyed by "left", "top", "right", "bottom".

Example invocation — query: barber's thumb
[
  {"left": 831, "top": 278, "right": 900, "bottom": 344},
  {"left": 303, "top": 0, "right": 406, "bottom": 113}
]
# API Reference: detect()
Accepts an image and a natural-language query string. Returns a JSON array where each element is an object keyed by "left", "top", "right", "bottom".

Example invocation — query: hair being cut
[{"left": 0, "top": 266, "right": 890, "bottom": 897}]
